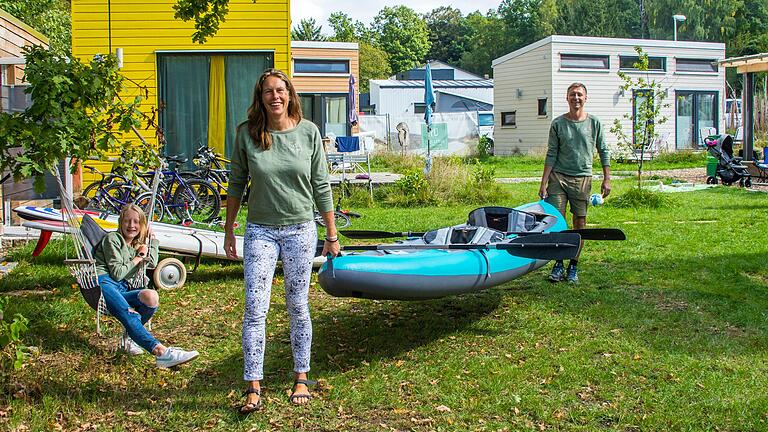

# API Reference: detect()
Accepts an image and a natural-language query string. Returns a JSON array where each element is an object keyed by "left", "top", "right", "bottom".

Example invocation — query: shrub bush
[
  {"left": 606, "top": 186, "right": 675, "bottom": 209},
  {"left": 371, "top": 156, "right": 509, "bottom": 207}
]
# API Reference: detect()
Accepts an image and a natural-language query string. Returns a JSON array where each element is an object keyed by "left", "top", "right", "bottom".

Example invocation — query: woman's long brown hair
[{"left": 245, "top": 68, "right": 303, "bottom": 150}]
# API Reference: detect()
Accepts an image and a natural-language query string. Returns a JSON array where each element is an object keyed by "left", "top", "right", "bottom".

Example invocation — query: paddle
[
  {"left": 340, "top": 228, "right": 626, "bottom": 241},
  {"left": 318, "top": 233, "right": 581, "bottom": 261}
]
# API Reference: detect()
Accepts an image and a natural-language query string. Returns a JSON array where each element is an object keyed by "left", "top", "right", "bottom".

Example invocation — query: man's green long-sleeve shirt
[{"left": 545, "top": 114, "right": 610, "bottom": 177}]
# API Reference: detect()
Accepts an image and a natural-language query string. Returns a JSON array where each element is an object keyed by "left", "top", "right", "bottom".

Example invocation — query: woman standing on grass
[
  {"left": 224, "top": 68, "right": 339, "bottom": 414},
  {"left": 94, "top": 204, "right": 199, "bottom": 368}
]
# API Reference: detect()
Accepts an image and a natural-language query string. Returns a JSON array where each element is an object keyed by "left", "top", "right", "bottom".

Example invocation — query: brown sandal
[
  {"left": 239, "top": 387, "right": 262, "bottom": 414},
  {"left": 289, "top": 379, "right": 317, "bottom": 405}
]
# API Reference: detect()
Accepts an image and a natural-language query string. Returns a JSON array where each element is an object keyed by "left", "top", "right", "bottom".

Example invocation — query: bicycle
[
  {"left": 80, "top": 165, "right": 166, "bottom": 221},
  {"left": 313, "top": 193, "right": 361, "bottom": 229},
  {"left": 189, "top": 144, "right": 251, "bottom": 203},
  {"left": 140, "top": 155, "right": 222, "bottom": 224}
]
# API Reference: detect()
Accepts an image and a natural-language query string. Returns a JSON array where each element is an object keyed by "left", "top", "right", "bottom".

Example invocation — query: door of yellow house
[{"left": 157, "top": 52, "right": 273, "bottom": 165}]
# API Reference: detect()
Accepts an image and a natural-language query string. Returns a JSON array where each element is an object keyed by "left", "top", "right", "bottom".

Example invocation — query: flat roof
[
  {"left": 721, "top": 52, "right": 768, "bottom": 73},
  {"left": 291, "top": 41, "right": 359, "bottom": 50},
  {"left": 372, "top": 79, "right": 494, "bottom": 89},
  {"left": 493, "top": 35, "right": 725, "bottom": 67}
]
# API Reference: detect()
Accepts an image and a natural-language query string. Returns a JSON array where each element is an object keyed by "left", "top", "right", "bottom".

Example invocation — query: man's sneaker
[
  {"left": 566, "top": 265, "right": 579, "bottom": 283},
  {"left": 119, "top": 332, "right": 144, "bottom": 356},
  {"left": 156, "top": 347, "right": 199, "bottom": 368},
  {"left": 549, "top": 262, "right": 565, "bottom": 282}
]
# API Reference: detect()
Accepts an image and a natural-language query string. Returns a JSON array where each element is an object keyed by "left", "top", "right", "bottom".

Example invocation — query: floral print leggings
[{"left": 242, "top": 221, "right": 317, "bottom": 381}]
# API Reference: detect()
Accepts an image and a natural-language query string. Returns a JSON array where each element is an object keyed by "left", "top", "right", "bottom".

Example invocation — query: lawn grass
[{"left": 2, "top": 178, "right": 767, "bottom": 431}]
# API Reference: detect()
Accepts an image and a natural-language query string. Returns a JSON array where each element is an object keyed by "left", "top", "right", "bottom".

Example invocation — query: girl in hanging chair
[{"left": 93, "top": 204, "right": 199, "bottom": 368}]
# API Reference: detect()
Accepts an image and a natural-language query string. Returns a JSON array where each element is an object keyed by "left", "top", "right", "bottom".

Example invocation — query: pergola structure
[{"left": 720, "top": 53, "right": 768, "bottom": 161}]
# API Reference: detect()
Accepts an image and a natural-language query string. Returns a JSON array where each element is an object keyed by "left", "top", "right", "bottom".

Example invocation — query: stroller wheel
[
  {"left": 745, "top": 178, "right": 752, "bottom": 188},
  {"left": 712, "top": 177, "right": 719, "bottom": 184},
  {"left": 706, "top": 176, "right": 714, "bottom": 184}
]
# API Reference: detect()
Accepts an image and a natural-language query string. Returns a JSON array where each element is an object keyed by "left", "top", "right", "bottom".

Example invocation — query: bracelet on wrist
[{"left": 325, "top": 236, "right": 338, "bottom": 242}]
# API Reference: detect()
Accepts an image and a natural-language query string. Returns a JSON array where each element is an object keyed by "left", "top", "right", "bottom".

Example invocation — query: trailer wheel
[{"left": 153, "top": 258, "right": 187, "bottom": 290}]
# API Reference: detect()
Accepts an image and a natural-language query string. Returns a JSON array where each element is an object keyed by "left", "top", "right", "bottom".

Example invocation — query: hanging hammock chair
[{"left": 53, "top": 151, "right": 164, "bottom": 335}]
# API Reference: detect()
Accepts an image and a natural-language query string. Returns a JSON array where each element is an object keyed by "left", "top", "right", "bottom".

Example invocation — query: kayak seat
[
  {"left": 424, "top": 226, "right": 504, "bottom": 245},
  {"left": 467, "top": 206, "right": 537, "bottom": 233}
]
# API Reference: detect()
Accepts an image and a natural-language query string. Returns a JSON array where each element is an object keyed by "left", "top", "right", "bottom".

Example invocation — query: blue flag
[{"left": 423, "top": 63, "right": 435, "bottom": 126}]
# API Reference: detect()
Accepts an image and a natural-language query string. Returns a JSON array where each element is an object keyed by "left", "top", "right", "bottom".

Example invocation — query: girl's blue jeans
[{"left": 97, "top": 274, "right": 159, "bottom": 353}]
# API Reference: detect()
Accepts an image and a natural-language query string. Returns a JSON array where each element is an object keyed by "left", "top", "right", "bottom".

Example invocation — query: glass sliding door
[
  {"left": 324, "top": 96, "right": 347, "bottom": 137},
  {"left": 632, "top": 89, "right": 653, "bottom": 147},
  {"left": 298, "top": 93, "right": 348, "bottom": 137},
  {"left": 675, "top": 91, "right": 718, "bottom": 149}
]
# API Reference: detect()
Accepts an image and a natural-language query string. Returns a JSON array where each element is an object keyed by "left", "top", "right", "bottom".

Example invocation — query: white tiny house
[{"left": 492, "top": 35, "right": 726, "bottom": 156}]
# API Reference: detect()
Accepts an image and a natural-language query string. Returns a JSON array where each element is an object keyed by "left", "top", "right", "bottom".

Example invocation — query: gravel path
[{"left": 496, "top": 167, "right": 709, "bottom": 184}]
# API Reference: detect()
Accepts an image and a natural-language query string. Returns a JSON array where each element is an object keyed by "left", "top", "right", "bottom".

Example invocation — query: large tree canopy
[
  {"left": 372, "top": 6, "right": 430, "bottom": 75},
  {"left": 0, "top": 46, "right": 154, "bottom": 187},
  {"left": 424, "top": 7, "right": 471, "bottom": 66},
  {"left": 291, "top": 18, "right": 326, "bottom": 41}
]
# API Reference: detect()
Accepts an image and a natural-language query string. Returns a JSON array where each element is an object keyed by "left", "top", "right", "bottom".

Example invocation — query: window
[
  {"left": 501, "top": 111, "right": 516, "bottom": 127},
  {"left": 414, "top": 103, "right": 426, "bottom": 114},
  {"left": 676, "top": 58, "right": 718, "bottom": 73},
  {"left": 560, "top": 54, "right": 609, "bottom": 70},
  {"left": 294, "top": 59, "right": 350, "bottom": 74},
  {"left": 620, "top": 55, "right": 666, "bottom": 72},
  {"left": 478, "top": 113, "right": 494, "bottom": 127},
  {"left": 537, "top": 98, "right": 548, "bottom": 116}
]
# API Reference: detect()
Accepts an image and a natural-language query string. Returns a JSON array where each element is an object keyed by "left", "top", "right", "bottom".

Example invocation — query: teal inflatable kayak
[{"left": 318, "top": 201, "right": 568, "bottom": 300}]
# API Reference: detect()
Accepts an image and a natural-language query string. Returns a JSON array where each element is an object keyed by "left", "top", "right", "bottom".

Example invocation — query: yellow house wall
[{"left": 71, "top": 0, "right": 291, "bottom": 184}]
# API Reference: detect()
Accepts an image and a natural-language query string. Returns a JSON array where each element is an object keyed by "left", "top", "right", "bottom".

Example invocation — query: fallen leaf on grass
[
  {"left": 411, "top": 417, "right": 433, "bottom": 425},
  {"left": 436, "top": 405, "right": 451, "bottom": 412},
  {"left": 124, "top": 411, "right": 142, "bottom": 416}
]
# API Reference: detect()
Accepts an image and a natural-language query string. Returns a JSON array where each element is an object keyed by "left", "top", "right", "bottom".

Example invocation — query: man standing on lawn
[{"left": 538, "top": 82, "right": 611, "bottom": 283}]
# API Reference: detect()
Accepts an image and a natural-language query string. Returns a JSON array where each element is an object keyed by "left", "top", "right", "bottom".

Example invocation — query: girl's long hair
[
  {"left": 118, "top": 204, "right": 148, "bottom": 248},
  {"left": 245, "top": 68, "right": 303, "bottom": 150}
]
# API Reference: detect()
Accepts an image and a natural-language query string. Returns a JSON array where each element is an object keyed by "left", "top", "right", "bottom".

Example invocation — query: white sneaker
[
  {"left": 155, "top": 347, "right": 199, "bottom": 368},
  {"left": 119, "top": 332, "right": 144, "bottom": 356}
]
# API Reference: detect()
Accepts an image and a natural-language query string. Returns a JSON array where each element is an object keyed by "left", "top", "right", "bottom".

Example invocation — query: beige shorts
[{"left": 545, "top": 171, "right": 592, "bottom": 217}]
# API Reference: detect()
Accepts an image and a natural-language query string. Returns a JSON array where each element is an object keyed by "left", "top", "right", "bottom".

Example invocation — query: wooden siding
[
  {"left": 291, "top": 46, "right": 359, "bottom": 94},
  {"left": 71, "top": 0, "right": 290, "bottom": 185},
  {"left": 493, "top": 37, "right": 725, "bottom": 155},
  {"left": 0, "top": 9, "right": 48, "bottom": 85},
  {"left": 493, "top": 43, "right": 553, "bottom": 156}
]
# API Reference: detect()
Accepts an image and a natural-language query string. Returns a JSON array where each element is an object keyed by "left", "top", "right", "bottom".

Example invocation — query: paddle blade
[
  {"left": 500, "top": 233, "right": 581, "bottom": 260},
  {"left": 565, "top": 228, "right": 625, "bottom": 241},
  {"left": 340, "top": 230, "right": 421, "bottom": 239},
  {"left": 507, "top": 228, "right": 626, "bottom": 241}
]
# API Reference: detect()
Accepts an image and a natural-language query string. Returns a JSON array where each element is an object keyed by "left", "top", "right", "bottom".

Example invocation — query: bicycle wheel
[
  {"left": 334, "top": 211, "right": 352, "bottom": 228},
  {"left": 85, "top": 182, "right": 132, "bottom": 214},
  {"left": 134, "top": 192, "right": 166, "bottom": 222},
  {"left": 315, "top": 211, "right": 351, "bottom": 228},
  {"left": 171, "top": 179, "right": 221, "bottom": 223}
]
